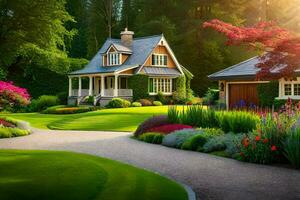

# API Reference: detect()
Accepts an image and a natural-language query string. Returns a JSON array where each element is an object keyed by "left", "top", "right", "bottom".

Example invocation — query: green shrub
[
  {"left": 174, "top": 75, "right": 186, "bottom": 102},
  {"left": 106, "top": 98, "right": 130, "bottom": 108},
  {"left": 128, "top": 74, "right": 149, "bottom": 101},
  {"left": 32, "top": 95, "right": 59, "bottom": 112},
  {"left": 156, "top": 92, "right": 167, "bottom": 104},
  {"left": 57, "top": 92, "right": 68, "bottom": 105},
  {"left": 139, "top": 99, "right": 152, "bottom": 106},
  {"left": 131, "top": 102, "right": 142, "bottom": 107},
  {"left": 162, "top": 129, "right": 199, "bottom": 148},
  {"left": 257, "top": 81, "right": 278, "bottom": 108},
  {"left": 0, "top": 127, "right": 30, "bottom": 138},
  {"left": 181, "top": 134, "right": 208, "bottom": 151},
  {"left": 202, "top": 88, "right": 219, "bottom": 105},
  {"left": 284, "top": 128, "right": 300, "bottom": 168},
  {"left": 138, "top": 132, "right": 164, "bottom": 144},
  {"left": 153, "top": 101, "right": 163, "bottom": 106}
]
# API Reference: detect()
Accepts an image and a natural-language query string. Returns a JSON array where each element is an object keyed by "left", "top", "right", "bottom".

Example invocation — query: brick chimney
[{"left": 120, "top": 28, "right": 134, "bottom": 47}]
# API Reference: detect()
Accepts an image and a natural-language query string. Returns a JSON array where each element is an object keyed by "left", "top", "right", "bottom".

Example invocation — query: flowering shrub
[
  {"left": 147, "top": 124, "right": 193, "bottom": 135},
  {"left": 134, "top": 115, "right": 169, "bottom": 137},
  {"left": 0, "top": 81, "right": 30, "bottom": 111}
]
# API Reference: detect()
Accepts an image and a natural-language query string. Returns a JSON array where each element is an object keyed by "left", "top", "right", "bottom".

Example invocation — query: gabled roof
[
  {"left": 208, "top": 57, "right": 260, "bottom": 81},
  {"left": 69, "top": 35, "right": 162, "bottom": 75},
  {"left": 103, "top": 43, "right": 132, "bottom": 54}
]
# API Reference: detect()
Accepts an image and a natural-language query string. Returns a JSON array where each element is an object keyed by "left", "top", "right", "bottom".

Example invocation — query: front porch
[{"left": 68, "top": 74, "right": 132, "bottom": 105}]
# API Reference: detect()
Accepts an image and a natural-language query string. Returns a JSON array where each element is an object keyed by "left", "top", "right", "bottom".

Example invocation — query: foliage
[
  {"left": 181, "top": 134, "right": 208, "bottom": 152},
  {"left": 257, "top": 81, "right": 279, "bottom": 107},
  {"left": 129, "top": 75, "right": 149, "bottom": 101},
  {"left": 57, "top": 92, "right": 69, "bottom": 105},
  {"left": 203, "top": 88, "right": 219, "bottom": 105},
  {"left": 147, "top": 124, "right": 193, "bottom": 135},
  {"left": 0, "top": 81, "right": 30, "bottom": 111},
  {"left": 203, "top": 133, "right": 244, "bottom": 157},
  {"left": 139, "top": 99, "right": 152, "bottom": 106},
  {"left": 84, "top": 96, "right": 95, "bottom": 104},
  {"left": 218, "top": 111, "right": 259, "bottom": 133},
  {"left": 0, "top": 118, "right": 16, "bottom": 128},
  {"left": 0, "top": 127, "right": 30, "bottom": 138},
  {"left": 156, "top": 92, "right": 167, "bottom": 105},
  {"left": 106, "top": 98, "right": 131, "bottom": 108},
  {"left": 203, "top": 19, "right": 300, "bottom": 80},
  {"left": 131, "top": 102, "right": 142, "bottom": 107},
  {"left": 173, "top": 75, "right": 186, "bottom": 102},
  {"left": 134, "top": 115, "right": 169, "bottom": 137},
  {"left": 161, "top": 129, "right": 200, "bottom": 148},
  {"left": 138, "top": 132, "right": 164, "bottom": 144},
  {"left": 153, "top": 101, "right": 163, "bottom": 106},
  {"left": 30, "top": 95, "right": 59, "bottom": 112},
  {"left": 284, "top": 128, "right": 300, "bottom": 168},
  {"left": 42, "top": 105, "right": 97, "bottom": 114}
]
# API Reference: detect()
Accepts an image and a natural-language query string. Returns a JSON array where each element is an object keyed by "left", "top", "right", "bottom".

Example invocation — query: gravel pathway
[{"left": 0, "top": 129, "right": 299, "bottom": 200}]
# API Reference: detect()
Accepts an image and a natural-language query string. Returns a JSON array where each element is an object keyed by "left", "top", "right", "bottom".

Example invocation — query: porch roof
[
  {"left": 140, "top": 66, "right": 182, "bottom": 77},
  {"left": 69, "top": 64, "right": 139, "bottom": 75}
]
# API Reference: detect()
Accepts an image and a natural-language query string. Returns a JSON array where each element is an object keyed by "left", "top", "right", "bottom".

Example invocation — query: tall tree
[{"left": 0, "top": 0, "right": 76, "bottom": 75}]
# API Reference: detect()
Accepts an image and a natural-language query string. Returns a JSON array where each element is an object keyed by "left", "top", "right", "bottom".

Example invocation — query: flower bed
[
  {"left": 134, "top": 102, "right": 300, "bottom": 169},
  {"left": 0, "top": 117, "right": 30, "bottom": 138},
  {"left": 42, "top": 105, "right": 97, "bottom": 114}
]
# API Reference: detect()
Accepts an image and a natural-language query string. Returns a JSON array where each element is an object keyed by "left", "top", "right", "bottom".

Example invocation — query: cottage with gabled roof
[{"left": 68, "top": 28, "right": 193, "bottom": 105}]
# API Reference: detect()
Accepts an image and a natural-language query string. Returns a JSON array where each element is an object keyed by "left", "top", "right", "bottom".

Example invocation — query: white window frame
[
  {"left": 149, "top": 77, "right": 172, "bottom": 95},
  {"left": 151, "top": 54, "right": 167, "bottom": 67},
  {"left": 278, "top": 77, "right": 300, "bottom": 99},
  {"left": 107, "top": 53, "right": 121, "bottom": 66}
]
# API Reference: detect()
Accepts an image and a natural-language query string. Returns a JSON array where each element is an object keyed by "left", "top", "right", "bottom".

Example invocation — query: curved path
[{"left": 0, "top": 129, "right": 299, "bottom": 200}]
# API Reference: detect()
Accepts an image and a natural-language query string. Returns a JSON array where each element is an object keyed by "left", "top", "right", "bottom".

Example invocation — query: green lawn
[
  {"left": 0, "top": 106, "right": 173, "bottom": 131},
  {"left": 0, "top": 150, "right": 187, "bottom": 200}
]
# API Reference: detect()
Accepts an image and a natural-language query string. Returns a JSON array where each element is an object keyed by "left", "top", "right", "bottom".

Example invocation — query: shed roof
[{"left": 140, "top": 66, "right": 182, "bottom": 77}]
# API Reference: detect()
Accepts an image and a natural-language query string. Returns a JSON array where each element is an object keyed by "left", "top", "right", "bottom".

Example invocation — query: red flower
[
  {"left": 255, "top": 136, "right": 261, "bottom": 141},
  {"left": 242, "top": 137, "right": 250, "bottom": 148},
  {"left": 271, "top": 145, "right": 277, "bottom": 151},
  {"left": 263, "top": 138, "right": 268, "bottom": 144},
  {"left": 240, "top": 152, "right": 245, "bottom": 157}
]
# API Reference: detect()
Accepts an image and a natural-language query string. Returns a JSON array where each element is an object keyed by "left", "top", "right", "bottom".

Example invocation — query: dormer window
[
  {"left": 152, "top": 54, "right": 167, "bottom": 66},
  {"left": 108, "top": 53, "right": 121, "bottom": 66}
]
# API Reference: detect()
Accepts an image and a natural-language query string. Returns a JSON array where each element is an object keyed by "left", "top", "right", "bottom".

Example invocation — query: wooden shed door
[{"left": 229, "top": 83, "right": 259, "bottom": 108}]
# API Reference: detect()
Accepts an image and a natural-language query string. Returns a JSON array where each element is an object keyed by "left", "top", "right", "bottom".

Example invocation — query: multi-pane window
[
  {"left": 294, "top": 84, "right": 300, "bottom": 95},
  {"left": 108, "top": 53, "right": 120, "bottom": 66},
  {"left": 152, "top": 54, "right": 167, "bottom": 66},
  {"left": 149, "top": 78, "right": 172, "bottom": 94},
  {"left": 284, "top": 84, "right": 292, "bottom": 95}
]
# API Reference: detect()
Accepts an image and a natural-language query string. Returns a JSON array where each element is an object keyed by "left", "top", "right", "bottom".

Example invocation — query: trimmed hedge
[
  {"left": 29, "top": 95, "right": 60, "bottom": 112},
  {"left": 257, "top": 81, "right": 279, "bottom": 108},
  {"left": 131, "top": 102, "right": 142, "bottom": 107},
  {"left": 128, "top": 74, "right": 149, "bottom": 101},
  {"left": 106, "top": 98, "right": 131, "bottom": 108}
]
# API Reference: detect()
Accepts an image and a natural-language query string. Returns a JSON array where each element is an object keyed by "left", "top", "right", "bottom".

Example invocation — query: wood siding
[
  {"left": 229, "top": 83, "right": 259, "bottom": 108},
  {"left": 144, "top": 45, "right": 176, "bottom": 68},
  {"left": 119, "top": 68, "right": 134, "bottom": 74}
]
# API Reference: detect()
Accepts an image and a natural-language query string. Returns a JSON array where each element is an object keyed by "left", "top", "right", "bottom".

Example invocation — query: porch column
[
  {"left": 114, "top": 74, "right": 118, "bottom": 97},
  {"left": 78, "top": 77, "right": 82, "bottom": 96},
  {"left": 89, "top": 76, "right": 93, "bottom": 96},
  {"left": 68, "top": 77, "right": 72, "bottom": 97},
  {"left": 101, "top": 75, "right": 105, "bottom": 96}
]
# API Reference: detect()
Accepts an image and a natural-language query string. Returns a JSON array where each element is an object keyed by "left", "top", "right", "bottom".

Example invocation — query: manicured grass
[
  {"left": 0, "top": 106, "right": 173, "bottom": 131},
  {"left": 0, "top": 150, "right": 188, "bottom": 200}
]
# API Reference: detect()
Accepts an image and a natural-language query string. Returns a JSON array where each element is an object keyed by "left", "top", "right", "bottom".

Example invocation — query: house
[
  {"left": 208, "top": 56, "right": 300, "bottom": 109},
  {"left": 68, "top": 28, "right": 193, "bottom": 105}
]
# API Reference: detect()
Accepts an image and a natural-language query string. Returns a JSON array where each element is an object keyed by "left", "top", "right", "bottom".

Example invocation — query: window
[
  {"left": 149, "top": 78, "right": 172, "bottom": 94},
  {"left": 151, "top": 54, "right": 167, "bottom": 66},
  {"left": 284, "top": 84, "right": 292, "bottom": 95},
  {"left": 108, "top": 53, "right": 120, "bottom": 66},
  {"left": 294, "top": 84, "right": 300, "bottom": 95}
]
